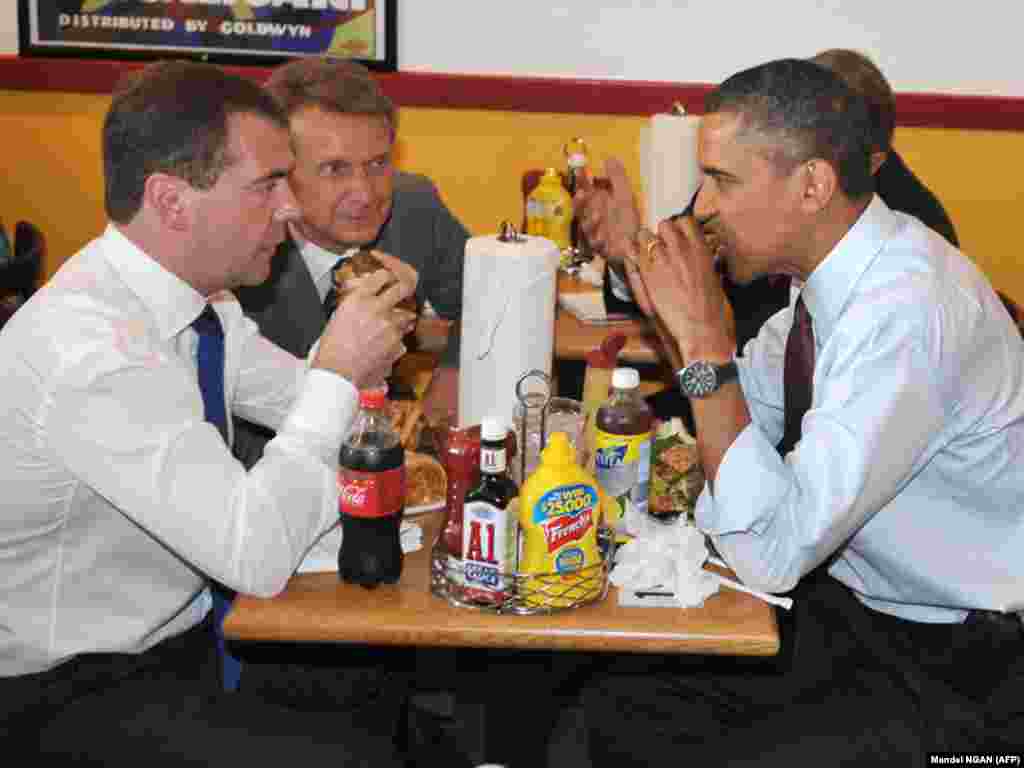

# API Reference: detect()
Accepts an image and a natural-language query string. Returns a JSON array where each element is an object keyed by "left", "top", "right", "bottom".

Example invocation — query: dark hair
[
  {"left": 264, "top": 56, "right": 397, "bottom": 132},
  {"left": 705, "top": 58, "right": 874, "bottom": 199},
  {"left": 811, "top": 48, "right": 895, "bottom": 153},
  {"left": 103, "top": 60, "right": 287, "bottom": 224}
]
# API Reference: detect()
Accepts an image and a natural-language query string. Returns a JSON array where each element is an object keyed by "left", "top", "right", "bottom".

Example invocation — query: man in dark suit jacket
[{"left": 233, "top": 57, "right": 468, "bottom": 469}]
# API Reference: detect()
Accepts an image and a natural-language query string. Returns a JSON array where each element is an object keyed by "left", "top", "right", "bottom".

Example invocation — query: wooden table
[
  {"left": 224, "top": 512, "right": 780, "bottom": 657},
  {"left": 554, "top": 273, "right": 665, "bottom": 365}
]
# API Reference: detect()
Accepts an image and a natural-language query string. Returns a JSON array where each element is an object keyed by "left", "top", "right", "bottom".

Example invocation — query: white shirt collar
[
  {"left": 290, "top": 224, "right": 358, "bottom": 300},
  {"left": 100, "top": 224, "right": 209, "bottom": 340},
  {"left": 801, "top": 194, "right": 901, "bottom": 342}
]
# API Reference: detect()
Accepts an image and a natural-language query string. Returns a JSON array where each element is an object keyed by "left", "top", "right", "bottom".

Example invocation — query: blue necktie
[{"left": 192, "top": 305, "right": 241, "bottom": 692}]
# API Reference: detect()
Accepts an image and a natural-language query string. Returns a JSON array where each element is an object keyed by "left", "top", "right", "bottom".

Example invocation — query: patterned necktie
[
  {"left": 192, "top": 305, "right": 241, "bottom": 692},
  {"left": 777, "top": 295, "right": 815, "bottom": 457}
]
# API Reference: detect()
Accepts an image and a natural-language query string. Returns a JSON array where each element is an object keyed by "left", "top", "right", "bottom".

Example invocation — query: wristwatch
[{"left": 675, "top": 360, "right": 739, "bottom": 398}]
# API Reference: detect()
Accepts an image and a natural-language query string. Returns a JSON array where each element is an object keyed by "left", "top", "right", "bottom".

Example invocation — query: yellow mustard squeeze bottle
[
  {"left": 518, "top": 431, "right": 602, "bottom": 609},
  {"left": 525, "top": 168, "right": 572, "bottom": 252}
]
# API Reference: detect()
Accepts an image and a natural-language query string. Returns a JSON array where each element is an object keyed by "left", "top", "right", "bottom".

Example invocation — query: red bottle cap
[{"left": 358, "top": 386, "right": 388, "bottom": 409}]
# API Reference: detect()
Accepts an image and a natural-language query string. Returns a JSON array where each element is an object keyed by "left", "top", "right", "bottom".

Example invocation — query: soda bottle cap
[
  {"left": 358, "top": 386, "right": 388, "bottom": 409},
  {"left": 540, "top": 431, "right": 576, "bottom": 466},
  {"left": 612, "top": 367, "right": 640, "bottom": 390},
  {"left": 481, "top": 417, "right": 507, "bottom": 442}
]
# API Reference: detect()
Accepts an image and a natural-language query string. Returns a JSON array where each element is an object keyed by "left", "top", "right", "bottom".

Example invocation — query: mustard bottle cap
[{"left": 540, "top": 431, "right": 576, "bottom": 465}]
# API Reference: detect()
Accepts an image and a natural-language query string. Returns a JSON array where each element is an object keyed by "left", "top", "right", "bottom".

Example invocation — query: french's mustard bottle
[{"left": 517, "top": 432, "right": 602, "bottom": 609}]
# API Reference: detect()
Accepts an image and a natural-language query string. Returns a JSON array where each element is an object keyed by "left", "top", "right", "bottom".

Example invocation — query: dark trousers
[
  {"left": 1, "top": 616, "right": 407, "bottom": 767},
  {"left": 237, "top": 641, "right": 475, "bottom": 768},
  {"left": 465, "top": 647, "right": 605, "bottom": 767},
  {"left": 583, "top": 574, "right": 1024, "bottom": 767}
]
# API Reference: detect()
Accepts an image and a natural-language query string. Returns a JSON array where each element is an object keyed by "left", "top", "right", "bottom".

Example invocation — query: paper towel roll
[
  {"left": 640, "top": 113, "right": 702, "bottom": 229},
  {"left": 458, "top": 234, "right": 561, "bottom": 430}
]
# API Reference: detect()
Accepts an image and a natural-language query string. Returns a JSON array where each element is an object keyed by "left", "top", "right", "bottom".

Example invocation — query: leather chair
[
  {"left": 13, "top": 221, "right": 44, "bottom": 300},
  {"left": 0, "top": 220, "right": 44, "bottom": 330}
]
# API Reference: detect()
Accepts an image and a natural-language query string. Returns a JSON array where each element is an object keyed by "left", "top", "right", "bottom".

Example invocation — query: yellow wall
[{"left": 2, "top": 89, "right": 1022, "bottom": 304}]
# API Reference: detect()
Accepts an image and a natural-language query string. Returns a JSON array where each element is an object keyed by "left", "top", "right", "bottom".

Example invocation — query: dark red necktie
[{"left": 777, "top": 295, "right": 814, "bottom": 457}]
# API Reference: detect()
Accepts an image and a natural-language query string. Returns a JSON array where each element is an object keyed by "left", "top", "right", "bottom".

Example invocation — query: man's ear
[
  {"left": 143, "top": 173, "right": 191, "bottom": 232},
  {"left": 800, "top": 158, "right": 838, "bottom": 214}
]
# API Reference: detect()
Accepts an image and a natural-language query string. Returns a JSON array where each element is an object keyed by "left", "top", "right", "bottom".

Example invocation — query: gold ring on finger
[
  {"left": 645, "top": 238, "right": 663, "bottom": 266},
  {"left": 632, "top": 229, "right": 663, "bottom": 267}
]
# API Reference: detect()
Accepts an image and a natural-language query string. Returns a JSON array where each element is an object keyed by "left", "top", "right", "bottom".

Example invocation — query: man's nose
[
  {"left": 343, "top": 166, "right": 375, "bottom": 204},
  {"left": 273, "top": 178, "right": 301, "bottom": 223},
  {"left": 692, "top": 182, "right": 715, "bottom": 226}
]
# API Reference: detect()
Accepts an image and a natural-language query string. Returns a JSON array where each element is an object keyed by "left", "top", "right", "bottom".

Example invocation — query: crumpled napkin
[
  {"left": 610, "top": 518, "right": 720, "bottom": 608},
  {"left": 297, "top": 520, "right": 423, "bottom": 574}
]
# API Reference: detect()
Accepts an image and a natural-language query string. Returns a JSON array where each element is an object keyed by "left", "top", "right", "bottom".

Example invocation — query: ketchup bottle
[
  {"left": 337, "top": 387, "right": 405, "bottom": 588},
  {"left": 435, "top": 424, "right": 481, "bottom": 573}
]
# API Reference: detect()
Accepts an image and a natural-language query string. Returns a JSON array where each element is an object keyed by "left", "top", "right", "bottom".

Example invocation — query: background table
[
  {"left": 224, "top": 512, "right": 779, "bottom": 657},
  {"left": 554, "top": 272, "right": 665, "bottom": 365}
]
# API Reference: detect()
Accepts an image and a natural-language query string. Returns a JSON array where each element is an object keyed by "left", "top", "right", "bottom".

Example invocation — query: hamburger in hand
[{"left": 334, "top": 248, "right": 417, "bottom": 313}]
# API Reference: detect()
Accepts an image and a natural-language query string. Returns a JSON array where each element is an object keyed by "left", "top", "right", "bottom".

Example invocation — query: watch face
[{"left": 680, "top": 361, "right": 717, "bottom": 397}]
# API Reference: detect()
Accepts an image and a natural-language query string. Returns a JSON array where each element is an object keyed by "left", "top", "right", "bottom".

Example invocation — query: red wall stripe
[{"left": 1, "top": 56, "right": 1022, "bottom": 132}]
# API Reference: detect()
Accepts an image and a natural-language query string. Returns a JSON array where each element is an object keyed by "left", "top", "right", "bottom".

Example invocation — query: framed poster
[{"left": 18, "top": 1, "right": 397, "bottom": 71}]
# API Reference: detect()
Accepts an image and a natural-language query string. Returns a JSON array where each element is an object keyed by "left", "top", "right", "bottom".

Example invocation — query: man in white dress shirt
[
  {"left": 0, "top": 61, "right": 421, "bottom": 766},
  {"left": 576, "top": 58, "right": 1024, "bottom": 764}
]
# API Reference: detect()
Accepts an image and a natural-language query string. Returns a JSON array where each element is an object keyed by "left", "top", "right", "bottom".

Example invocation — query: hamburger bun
[
  {"left": 334, "top": 249, "right": 417, "bottom": 312},
  {"left": 405, "top": 451, "right": 446, "bottom": 509}
]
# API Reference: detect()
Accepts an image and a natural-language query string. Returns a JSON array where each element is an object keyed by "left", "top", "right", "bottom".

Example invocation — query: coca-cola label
[{"left": 338, "top": 466, "right": 405, "bottom": 519}]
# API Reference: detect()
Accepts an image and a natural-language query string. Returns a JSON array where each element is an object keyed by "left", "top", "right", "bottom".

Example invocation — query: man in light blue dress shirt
[{"left": 577, "top": 58, "right": 1024, "bottom": 764}]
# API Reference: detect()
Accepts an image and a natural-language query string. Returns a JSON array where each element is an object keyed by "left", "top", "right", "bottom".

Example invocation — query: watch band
[{"left": 675, "top": 360, "right": 739, "bottom": 398}]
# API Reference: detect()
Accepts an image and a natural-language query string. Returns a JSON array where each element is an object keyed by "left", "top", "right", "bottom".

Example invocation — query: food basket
[{"left": 429, "top": 526, "right": 616, "bottom": 615}]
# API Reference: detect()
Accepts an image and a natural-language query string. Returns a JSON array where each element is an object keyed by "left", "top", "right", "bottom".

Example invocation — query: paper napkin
[
  {"left": 558, "top": 292, "right": 631, "bottom": 326},
  {"left": 612, "top": 518, "right": 719, "bottom": 608}
]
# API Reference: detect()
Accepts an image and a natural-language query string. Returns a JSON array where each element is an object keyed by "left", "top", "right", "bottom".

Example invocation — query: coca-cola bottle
[{"left": 337, "top": 387, "right": 405, "bottom": 588}]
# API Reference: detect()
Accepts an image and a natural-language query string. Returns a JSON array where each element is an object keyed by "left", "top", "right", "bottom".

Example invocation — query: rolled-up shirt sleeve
[{"left": 698, "top": 297, "right": 947, "bottom": 595}]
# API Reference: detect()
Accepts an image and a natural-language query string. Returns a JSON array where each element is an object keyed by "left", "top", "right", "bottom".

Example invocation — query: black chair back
[
  {"left": 12, "top": 221, "right": 44, "bottom": 300},
  {"left": 998, "top": 291, "right": 1024, "bottom": 339},
  {"left": 0, "top": 221, "right": 45, "bottom": 331}
]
